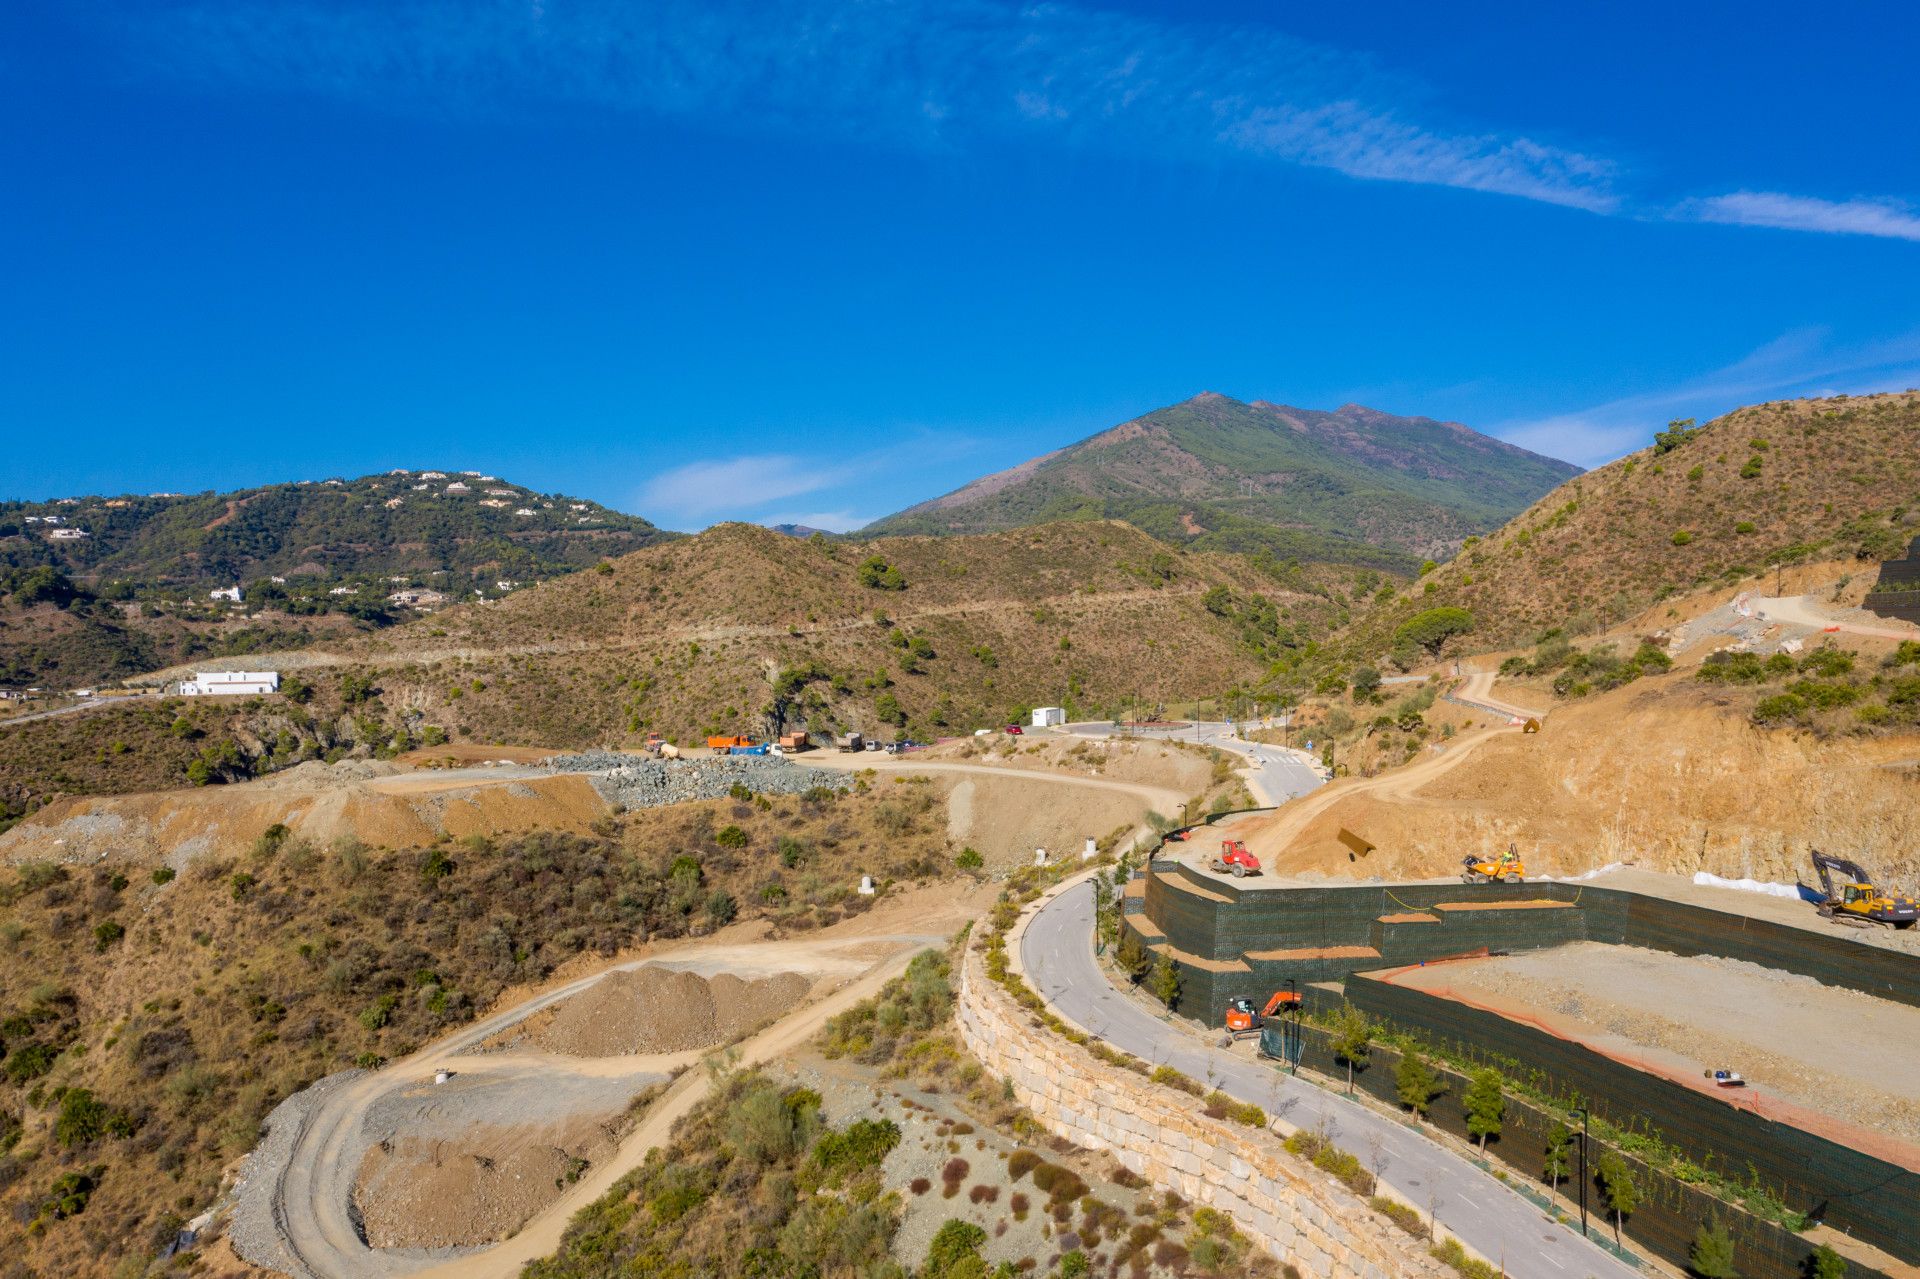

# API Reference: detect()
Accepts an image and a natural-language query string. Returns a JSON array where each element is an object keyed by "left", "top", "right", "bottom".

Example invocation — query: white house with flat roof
[
  {"left": 180, "top": 671, "right": 280, "bottom": 696},
  {"left": 1031, "top": 706, "right": 1066, "bottom": 728}
]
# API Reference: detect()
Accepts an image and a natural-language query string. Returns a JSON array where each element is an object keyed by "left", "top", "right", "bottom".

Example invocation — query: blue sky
[{"left": 4, "top": 1, "right": 1917, "bottom": 531}]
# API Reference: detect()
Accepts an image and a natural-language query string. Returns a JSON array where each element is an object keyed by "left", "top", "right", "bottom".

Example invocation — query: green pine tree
[
  {"left": 1542, "top": 1123, "right": 1574, "bottom": 1189},
  {"left": 1808, "top": 1244, "right": 1848, "bottom": 1279},
  {"left": 1395, "top": 1050, "right": 1441, "bottom": 1120},
  {"left": 1688, "top": 1220, "right": 1738, "bottom": 1279},
  {"left": 1463, "top": 1067, "right": 1506, "bottom": 1150},
  {"left": 1149, "top": 956, "right": 1181, "bottom": 1010},
  {"left": 1596, "top": 1151, "right": 1640, "bottom": 1244},
  {"left": 1328, "top": 1004, "right": 1372, "bottom": 1094}
]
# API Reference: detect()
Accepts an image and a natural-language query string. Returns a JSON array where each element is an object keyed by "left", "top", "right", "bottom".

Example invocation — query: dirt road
[
  {"left": 1753, "top": 592, "right": 1918, "bottom": 641},
  {"left": 237, "top": 749, "right": 1215, "bottom": 1276},
  {"left": 1450, "top": 669, "right": 1546, "bottom": 721},
  {"left": 804, "top": 754, "right": 1187, "bottom": 815},
  {"left": 1237, "top": 725, "right": 1507, "bottom": 871},
  {"left": 246, "top": 931, "right": 949, "bottom": 1278}
]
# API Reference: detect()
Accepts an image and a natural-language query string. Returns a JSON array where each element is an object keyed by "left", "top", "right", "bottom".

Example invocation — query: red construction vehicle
[
  {"left": 1224, "top": 987, "right": 1302, "bottom": 1039},
  {"left": 1208, "top": 839, "right": 1261, "bottom": 878}
]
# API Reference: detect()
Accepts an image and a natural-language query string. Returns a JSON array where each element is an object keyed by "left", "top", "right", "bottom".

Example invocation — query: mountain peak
[{"left": 865, "top": 393, "right": 1580, "bottom": 564}]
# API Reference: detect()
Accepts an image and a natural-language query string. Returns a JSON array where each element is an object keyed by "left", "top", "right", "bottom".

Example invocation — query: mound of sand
[
  {"left": 355, "top": 1119, "right": 620, "bottom": 1250},
  {"left": 532, "top": 966, "right": 812, "bottom": 1057}
]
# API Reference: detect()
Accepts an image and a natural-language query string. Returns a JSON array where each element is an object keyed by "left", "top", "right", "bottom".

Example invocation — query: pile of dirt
[
  {"left": 0, "top": 760, "right": 607, "bottom": 868},
  {"left": 355, "top": 1118, "right": 621, "bottom": 1251},
  {"left": 532, "top": 966, "right": 812, "bottom": 1057}
]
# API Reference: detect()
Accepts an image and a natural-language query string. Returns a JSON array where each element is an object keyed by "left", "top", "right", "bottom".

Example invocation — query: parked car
[{"left": 1004, "top": 724, "right": 1024, "bottom": 735}]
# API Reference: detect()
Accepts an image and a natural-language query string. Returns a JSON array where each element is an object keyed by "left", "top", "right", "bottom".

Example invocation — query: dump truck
[
  {"left": 727, "top": 743, "right": 770, "bottom": 756},
  {"left": 1810, "top": 850, "right": 1918, "bottom": 928},
  {"left": 1462, "top": 843, "right": 1525, "bottom": 884},
  {"left": 777, "top": 731, "right": 810, "bottom": 752},
  {"left": 1223, "top": 986, "right": 1301, "bottom": 1040},
  {"left": 1208, "top": 839, "right": 1261, "bottom": 878},
  {"left": 706, "top": 735, "right": 754, "bottom": 751},
  {"left": 838, "top": 732, "right": 864, "bottom": 753}
]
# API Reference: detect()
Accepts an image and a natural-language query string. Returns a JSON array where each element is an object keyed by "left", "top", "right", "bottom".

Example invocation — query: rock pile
[{"left": 545, "top": 751, "right": 850, "bottom": 810}]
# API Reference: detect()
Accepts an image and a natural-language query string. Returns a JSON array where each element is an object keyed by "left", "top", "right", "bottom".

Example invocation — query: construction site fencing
[
  {"left": 1261, "top": 1020, "right": 1891, "bottom": 1279},
  {"left": 1331, "top": 976, "right": 1915, "bottom": 1269},
  {"left": 1135, "top": 871, "right": 1920, "bottom": 1015},
  {"left": 1125, "top": 871, "right": 1920, "bottom": 1267}
]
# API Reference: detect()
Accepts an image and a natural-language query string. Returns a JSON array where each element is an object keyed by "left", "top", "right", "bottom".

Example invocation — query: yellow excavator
[
  {"left": 1462, "top": 842, "right": 1526, "bottom": 885},
  {"left": 1810, "top": 850, "right": 1918, "bottom": 929}
]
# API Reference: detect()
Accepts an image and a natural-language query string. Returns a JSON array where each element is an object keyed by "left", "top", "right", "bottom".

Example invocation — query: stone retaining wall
[{"left": 955, "top": 943, "right": 1443, "bottom": 1279}]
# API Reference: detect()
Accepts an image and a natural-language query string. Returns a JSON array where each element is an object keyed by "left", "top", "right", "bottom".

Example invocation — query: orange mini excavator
[{"left": 1223, "top": 987, "right": 1302, "bottom": 1039}]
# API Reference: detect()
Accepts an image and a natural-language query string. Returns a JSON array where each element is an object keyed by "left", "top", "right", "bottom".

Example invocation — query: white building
[
  {"left": 49, "top": 527, "right": 89, "bottom": 540},
  {"left": 1031, "top": 706, "right": 1066, "bottom": 728},
  {"left": 445, "top": 482, "right": 471, "bottom": 495},
  {"left": 419, "top": 471, "right": 447, "bottom": 480},
  {"left": 181, "top": 671, "right": 280, "bottom": 697},
  {"left": 209, "top": 586, "right": 242, "bottom": 603}
]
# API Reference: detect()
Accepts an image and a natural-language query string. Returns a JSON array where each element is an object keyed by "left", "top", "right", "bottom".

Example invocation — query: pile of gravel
[{"left": 545, "top": 751, "right": 851, "bottom": 810}]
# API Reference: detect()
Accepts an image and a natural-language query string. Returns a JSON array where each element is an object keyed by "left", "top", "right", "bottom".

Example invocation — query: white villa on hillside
[{"left": 180, "top": 671, "right": 280, "bottom": 696}]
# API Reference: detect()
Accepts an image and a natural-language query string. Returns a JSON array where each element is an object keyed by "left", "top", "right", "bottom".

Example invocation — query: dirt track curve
[{"left": 249, "top": 759, "right": 1180, "bottom": 1279}]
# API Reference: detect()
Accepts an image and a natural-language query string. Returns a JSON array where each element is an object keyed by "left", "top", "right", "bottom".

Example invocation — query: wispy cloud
[
  {"left": 1683, "top": 191, "right": 1920, "bottom": 242},
  {"left": 1495, "top": 328, "right": 1920, "bottom": 467},
  {"left": 759, "top": 510, "right": 878, "bottom": 534},
  {"left": 639, "top": 454, "right": 848, "bottom": 522},
  {"left": 121, "top": 0, "right": 1619, "bottom": 211},
  {"left": 637, "top": 430, "right": 979, "bottom": 528}
]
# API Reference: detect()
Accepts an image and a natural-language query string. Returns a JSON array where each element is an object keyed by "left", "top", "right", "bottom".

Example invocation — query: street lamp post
[{"left": 1571, "top": 1108, "right": 1589, "bottom": 1239}]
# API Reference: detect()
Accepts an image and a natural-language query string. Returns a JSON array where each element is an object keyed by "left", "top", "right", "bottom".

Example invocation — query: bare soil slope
[
  {"left": 1388, "top": 942, "right": 1920, "bottom": 1161},
  {"left": 1240, "top": 674, "right": 1920, "bottom": 886},
  {"left": 0, "top": 759, "right": 608, "bottom": 866}
]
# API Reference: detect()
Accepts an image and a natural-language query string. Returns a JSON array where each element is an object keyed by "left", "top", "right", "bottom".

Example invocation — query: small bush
[
  {"left": 1371, "top": 1196, "right": 1425, "bottom": 1237},
  {"left": 1150, "top": 1065, "right": 1204, "bottom": 1096}
]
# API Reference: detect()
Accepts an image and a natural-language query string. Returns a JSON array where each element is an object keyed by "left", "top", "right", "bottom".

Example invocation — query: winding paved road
[
  {"left": 1021, "top": 880, "right": 1638, "bottom": 1279},
  {"left": 1059, "top": 720, "right": 1324, "bottom": 807}
]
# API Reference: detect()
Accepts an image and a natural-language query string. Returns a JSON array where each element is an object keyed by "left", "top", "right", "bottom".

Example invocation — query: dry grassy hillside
[
  {"left": 1347, "top": 392, "right": 1919, "bottom": 658},
  {"left": 342, "top": 521, "right": 1366, "bottom": 746},
  {"left": 0, "top": 786, "right": 953, "bottom": 1276},
  {"left": 0, "top": 683, "right": 431, "bottom": 830}
]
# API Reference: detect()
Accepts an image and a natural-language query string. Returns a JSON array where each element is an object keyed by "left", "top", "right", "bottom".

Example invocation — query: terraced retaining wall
[
  {"left": 1129, "top": 865, "right": 1920, "bottom": 1020},
  {"left": 1123, "top": 868, "right": 1920, "bottom": 1269},
  {"left": 1262, "top": 1021, "right": 1893, "bottom": 1279},
  {"left": 955, "top": 941, "right": 1447, "bottom": 1279}
]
